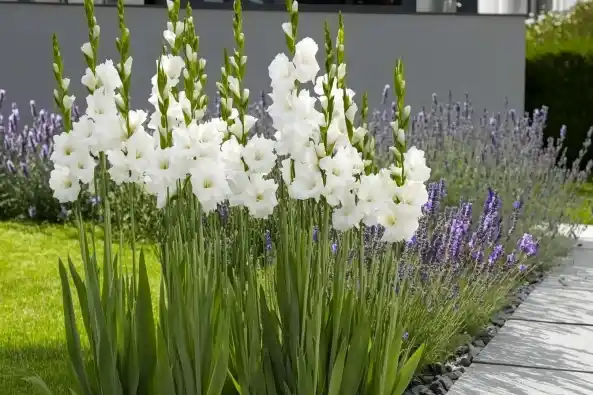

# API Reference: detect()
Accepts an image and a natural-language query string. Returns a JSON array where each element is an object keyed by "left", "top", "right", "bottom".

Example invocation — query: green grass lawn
[
  {"left": 571, "top": 183, "right": 593, "bottom": 225},
  {"left": 0, "top": 222, "right": 161, "bottom": 395}
]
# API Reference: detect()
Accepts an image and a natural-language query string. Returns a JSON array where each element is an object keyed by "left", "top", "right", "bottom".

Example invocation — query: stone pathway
[{"left": 449, "top": 227, "right": 593, "bottom": 395}]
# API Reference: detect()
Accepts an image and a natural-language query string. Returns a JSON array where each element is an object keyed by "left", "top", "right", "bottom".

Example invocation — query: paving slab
[
  {"left": 577, "top": 240, "right": 593, "bottom": 250},
  {"left": 510, "top": 287, "right": 593, "bottom": 325},
  {"left": 473, "top": 320, "right": 593, "bottom": 372},
  {"left": 448, "top": 363, "right": 593, "bottom": 395},
  {"left": 540, "top": 265, "right": 593, "bottom": 290},
  {"left": 566, "top": 248, "right": 593, "bottom": 269}
]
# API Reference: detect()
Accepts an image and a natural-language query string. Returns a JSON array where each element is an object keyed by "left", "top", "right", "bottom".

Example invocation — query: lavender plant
[
  {"left": 385, "top": 181, "right": 540, "bottom": 364},
  {"left": 0, "top": 90, "right": 75, "bottom": 221},
  {"left": 370, "top": 90, "right": 590, "bottom": 256}
]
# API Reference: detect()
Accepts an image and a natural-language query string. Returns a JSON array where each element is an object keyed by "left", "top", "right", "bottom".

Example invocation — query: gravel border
[{"left": 403, "top": 265, "right": 550, "bottom": 395}]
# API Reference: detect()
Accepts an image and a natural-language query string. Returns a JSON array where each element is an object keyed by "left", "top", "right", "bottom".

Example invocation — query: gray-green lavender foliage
[{"left": 369, "top": 89, "right": 592, "bottom": 254}]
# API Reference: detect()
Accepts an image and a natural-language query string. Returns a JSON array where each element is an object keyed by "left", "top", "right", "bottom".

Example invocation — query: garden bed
[{"left": 404, "top": 245, "right": 575, "bottom": 395}]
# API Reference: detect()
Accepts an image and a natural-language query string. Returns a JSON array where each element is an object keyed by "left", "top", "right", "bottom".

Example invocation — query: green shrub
[
  {"left": 526, "top": 2, "right": 593, "bottom": 169},
  {"left": 526, "top": 43, "right": 593, "bottom": 168}
]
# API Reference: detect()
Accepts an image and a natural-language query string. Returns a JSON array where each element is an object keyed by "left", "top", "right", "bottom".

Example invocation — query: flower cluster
[
  {"left": 47, "top": 1, "right": 431, "bottom": 241},
  {"left": 265, "top": 16, "right": 430, "bottom": 241},
  {"left": 0, "top": 91, "right": 68, "bottom": 173},
  {"left": 403, "top": 180, "right": 538, "bottom": 272}
]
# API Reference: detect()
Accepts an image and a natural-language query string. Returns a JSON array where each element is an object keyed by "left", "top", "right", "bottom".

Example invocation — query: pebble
[
  {"left": 437, "top": 376, "right": 454, "bottom": 390},
  {"left": 472, "top": 339, "right": 485, "bottom": 348},
  {"left": 468, "top": 344, "right": 481, "bottom": 360},
  {"left": 446, "top": 370, "right": 463, "bottom": 381},
  {"left": 459, "top": 357, "right": 471, "bottom": 367},
  {"left": 429, "top": 381, "right": 447, "bottom": 395}
]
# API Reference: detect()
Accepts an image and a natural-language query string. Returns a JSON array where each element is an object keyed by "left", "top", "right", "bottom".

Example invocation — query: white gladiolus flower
[
  {"left": 241, "top": 174, "right": 278, "bottom": 219},
  {"left": 403, "top": 146, "right": 431, "bottom": 183},
  {"left": 379, "top": 201, "right": 420, "bottom": 243},
  {"left": 290, "top": 166, "right": 324, "bottom": 201},
  {"left": 229, "top": 115, "right": 257, "bottom": 140},
  {"left": 332, "top": 192, "right": 364, "bottom": 231},
  {"left": 357, "top": 173, "right": 392, "bottom": 226},
  {"left": 69, "top": 152, "right": 96, "bottom": 185},
  {"left": 81, "top": 68, "right": 98, "bottom": 91},
  {"left": 190, "top": 160, "right": 230, "bottom": 213},
  {"left": 160, "top": 54, "right": 185, "bottom": 84},
  {"left": 268, "top": 53, "right": 296, "bottom": 91},
  {"left": 242, "top": 135, "right": 277, "bottom": 175},
  {"left": 50, "top": 132, "right": 85, "bottom": 168},
  {"left": 95, "top": 60, "right": 122, "bottom": 93},
  {"left": 395, "top": 180, "right": 429, "bottom": 216},
  {"left": 86, "top": 88, "right": 118, "bottom": 118},
  {"left": 70, "top": 116, "right": 96, "bottom": 150},
  {"left": 106, "top": 149, "right": 133, "bottom": 185},
  {"left": 126, "top": 129, "right": 156, "bottom": 181},
  {"left": 49, "top": 165, "right": 81, "bottom": 203},
  {"left": 293, "top": 37, "right": 320, "bottom": 83}
]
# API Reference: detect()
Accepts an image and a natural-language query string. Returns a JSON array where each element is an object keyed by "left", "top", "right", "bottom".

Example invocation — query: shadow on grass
[{"left": 0, "top": 344, "right": 74, "bottom": 395}]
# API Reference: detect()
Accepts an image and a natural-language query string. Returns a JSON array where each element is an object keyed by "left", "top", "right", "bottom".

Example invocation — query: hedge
[{"left": 525, "top": 39, "right": 593, "bottom": 170}]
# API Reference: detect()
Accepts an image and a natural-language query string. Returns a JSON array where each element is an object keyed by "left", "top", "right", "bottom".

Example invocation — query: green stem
[{"left": 99, "top": 152, "right": 113, "bottom": 291}]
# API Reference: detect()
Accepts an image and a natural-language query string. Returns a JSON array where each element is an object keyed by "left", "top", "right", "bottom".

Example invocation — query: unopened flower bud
[
  {"left": 124, "top": 57, "right": 133, "bottom": 77},
  {"left": 53, "top": 89, "right": 60, "bottom": 101},
  {"left": 92, "top": 25, "right": 100, "bottom": 39},
  {"left": 185, "top": 44, "right": 193, "bottom": 60},
  {"left": 229, "top": 56, "right": 239, "bottom": 70},
  {"left": 352, "top": 127, "right": 367, "bottom": 144},
  {"left": 282, "top": 22, "right": 293, "bottom": 38},
  {"left": 114, "top": 94, "right": 125, "bottom": 109},
  {"left": 391, "top": 120, "right": 399, "bottom": 131},
  {"left": 292, "top": 0, "right": 298, "bottom": 12},
  {"left": 390, "top": 165, "right": 403, "bottom": 177},
  {"left": 338, "top": 63, "right": 346, "bottom": 79},
  {"left": 61, "top": 78, "right": 70, "bottom": 90},
  {"left": 403, "top": 105, "right": 411, "bottom": 120},
  {"left": 62, "top": 95, "right": 75, "bottom": 110},
  {"left": 199, "top": 58, "right": 207, "bottom": 68},
  {"left": 241, "top": 55, "right": 247, "bottom": 65},
  {"left": 330, "top": 64, "right": 337, "bottom": 77},
  {"left": 167, "top": 0, "right": 174, "bottom": 10},
  {"left": 52, "top": 63, "right": 59, "bottom": 73},
  {"left": 397, "top": 129, "right": 405, "bottom": 145},
  {"left": 315, "top": 143, "right": 326, "bottom": 158},
  {"left": 174, "top": 21, "right": 184, "bottom": 36},
  {"left": 81, "top": 42, "right": 93, "bottom": 58}
]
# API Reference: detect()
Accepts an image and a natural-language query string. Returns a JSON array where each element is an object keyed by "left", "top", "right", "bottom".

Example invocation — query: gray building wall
[{"left": 0, "top": 3, "right": 525, "bottom": 122}]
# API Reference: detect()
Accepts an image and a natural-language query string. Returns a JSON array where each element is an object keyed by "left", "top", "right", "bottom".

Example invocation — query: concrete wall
[{"left": 0, "top": 2, "right": 526, "bottom": 121}]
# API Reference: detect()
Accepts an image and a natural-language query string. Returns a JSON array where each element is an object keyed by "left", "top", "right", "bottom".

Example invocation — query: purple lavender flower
[
  {"left": 402, "top": 332, "right": 409, "bottom": 341},
  {"left": 506, "top": 252, "right": 516, "bottom": 266},
  {"left": 313, "top": 226, "right": 319, "bottom": 242},
  {"left": 331, "top": 243, "right": 338, "bottom": 254},
  {"left": 6, "top": 160, "right": 15, "bottom": 173},
  {"left": 517, "top": 233, "right": 538, "bottom": 257},
  {"left": 28, "top": 206, "right": 36, "bottom": 218},
  {"left": 89, "top": 196, "right": 101, "bottom": 207},
  {"left": 21, "top": 162, "right": 28, "bottom": 177},
  {"left": 265, "top": 230, "right": 272, "bottom": 252},
  {"left": 488, "top": 244, "right": 504, "bottom": 265},
  {"left": 29, "top": 100, "right": 37, "bottom": 118},
  {"left": 519, "top": 264, "right": 528, "bottom": 273}
]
